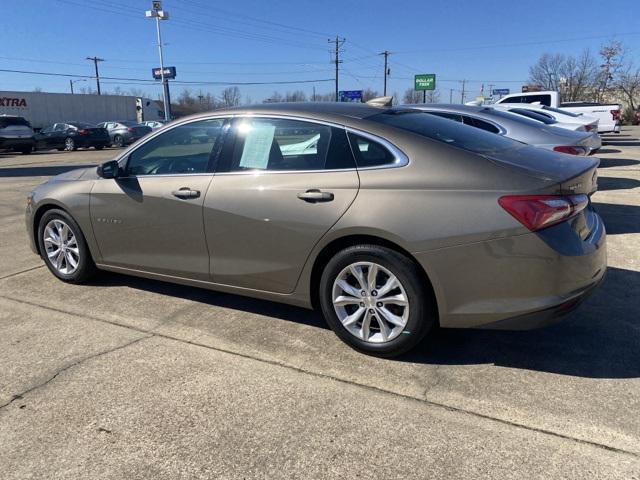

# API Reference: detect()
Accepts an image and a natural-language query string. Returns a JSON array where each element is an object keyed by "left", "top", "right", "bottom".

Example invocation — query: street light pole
[
  {"left": 146, "top": 2, "right": 171, "bottom": 121},
  {"left": 69, "top": 78, "right": 86, "bottom": 94}
]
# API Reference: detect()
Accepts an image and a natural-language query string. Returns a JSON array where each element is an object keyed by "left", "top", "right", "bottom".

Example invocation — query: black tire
[
  {"left": 319, "top": 245, "right": 435, "bottom": 357},
  {"left": 20, "top": 146, "right": 33, "bottom": 155},
  {"left": 64, "top": 137, "right": 76, "bottom": 151},
  {"left": 113, "top": 135, "right": 124, "bottom": 148},
  {"left": 95, "top": 145, "right": 105, "bottom": 150},
  {"left": 37, "top": 209, "right": 97, "bottom": 284}
]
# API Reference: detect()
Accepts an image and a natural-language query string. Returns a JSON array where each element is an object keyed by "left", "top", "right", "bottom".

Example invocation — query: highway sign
[
  {"left": 339, "top": 90, "right": 363, "bottom": 102},
  {"left": 415, "top": 74, "right": 436, "bottom": 91},
  {"left": 492, "top": 88, "right": 510, "bottom": 96}
]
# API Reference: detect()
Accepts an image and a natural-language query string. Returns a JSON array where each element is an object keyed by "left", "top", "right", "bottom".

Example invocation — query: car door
[
  {"left": 204, "top": 116, "right": 359, "bottom": 293},
  {"left": 34, "top": 125, "right": 54, "bottom": 149},
  {"left": 90, "top": 118, "right": 227, "bottom": 280}
]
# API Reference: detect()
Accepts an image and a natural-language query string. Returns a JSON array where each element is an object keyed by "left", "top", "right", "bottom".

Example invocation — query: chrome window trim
[{"left": 115, "top": 112, "right": 409, "bottom": 177}]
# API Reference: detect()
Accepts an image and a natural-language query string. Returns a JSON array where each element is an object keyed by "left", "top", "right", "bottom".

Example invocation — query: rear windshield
[
  {"left": 0, "top": 116, "right": 31, "bottom": 128},
  {"left": 542, "top": 105, "right": 580, "bottom": 118},
  {"left": 509, "top": 108, "right": 557, "bottom": 125},
  {"left": 368, "top": 111, "right": 522, "bottom": 155},
  {"left": 69, "top": 122, "right": 96, "bottom": 129},
  {"left": 120, "top": 121, "right": 138, "bottom": 127}
]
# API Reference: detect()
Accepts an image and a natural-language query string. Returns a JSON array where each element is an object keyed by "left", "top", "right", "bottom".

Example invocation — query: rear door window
[
  {"left": 462, "top": 116, "right": 501, "bottom": 133},
  {"left": 347, "top": 133, "right": 398, "bottom": 168},
  {"left": 223, "top": 117, "right": 355, "bottom": 172}
]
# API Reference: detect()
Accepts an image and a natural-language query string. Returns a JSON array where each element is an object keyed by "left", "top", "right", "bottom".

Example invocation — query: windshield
[
  {"left": 0, "top": 116, "right": 31, "bottom": 128},
  {"left": 368, "top": 111, "right": 522, "bottom": 155}
]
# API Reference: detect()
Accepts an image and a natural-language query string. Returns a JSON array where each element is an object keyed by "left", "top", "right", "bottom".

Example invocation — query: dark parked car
[
  {"left": 34, "top": 122, "right": 110, "bottom": 151},
  {"left": 97, "top": 121, "right": 152, "bottom": 147},
  {"left": 0, "top": 115, "right": 36, "bottom": 154},
  {"left": 632, "top": 108, "right": 640, "bottom": 126}
]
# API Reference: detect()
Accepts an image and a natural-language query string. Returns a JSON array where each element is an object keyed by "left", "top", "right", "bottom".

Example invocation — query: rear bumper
[
  {"left": 76, "top": 137, "right": 110, "bottom": 148},
  {"left": 0, "top": 137, "right": 35, "bottom": 150},
  {"left": 415, "top": 210, "right": 607, "bottom": 330}
]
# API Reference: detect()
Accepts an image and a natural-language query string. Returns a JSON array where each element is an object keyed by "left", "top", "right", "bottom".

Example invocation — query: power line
[{"left": 0, "top": 68, "right": 334, "bottom": 86}]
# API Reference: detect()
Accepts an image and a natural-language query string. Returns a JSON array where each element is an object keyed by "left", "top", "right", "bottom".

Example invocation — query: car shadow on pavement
[
  {"left": 593, "top": 202, "right": 640, "bottom": 234},
  {"left": 596, "top": 176, "right": 640, "bottom": 191},
  {"left": 0, "top": 164, "right": 96, "bottom": 177},
  {"left": 85, "top": 273, "right": 329, "bottom": 331},
  {"left": 595, "top": 148, "right": 622, "bottom": 154},
  {"left": 597, "top": 157, "right": 640, "bottom": 168},
  {"left": 405, "top": 266, "right": 640, "bottom": 379}
]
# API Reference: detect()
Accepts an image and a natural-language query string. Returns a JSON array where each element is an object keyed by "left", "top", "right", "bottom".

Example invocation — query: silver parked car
[
  {"left": 405, "top": 104, "right": 599, "bottom": 155},
  {"left": 96, "top": 121, "right": 152, "bottom": 147},
  {"left": 25, "top": 103, "right": 606, "bottom": 357}
]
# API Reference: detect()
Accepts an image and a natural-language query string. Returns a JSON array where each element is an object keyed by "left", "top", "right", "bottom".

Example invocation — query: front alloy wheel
[
  {"left": 43, "top": 219, "right": 80, "bottom": 275},
  {"left": 37, "top": 209, "right": 96, "bottom": 283},
  {"left": 332, "top": 262, "right": 409, "bottom": 343}
]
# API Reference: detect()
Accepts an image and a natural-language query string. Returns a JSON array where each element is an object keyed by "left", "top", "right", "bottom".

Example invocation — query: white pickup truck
[{"left": 494, "top": 91, "right": 621, "bottom": 134}]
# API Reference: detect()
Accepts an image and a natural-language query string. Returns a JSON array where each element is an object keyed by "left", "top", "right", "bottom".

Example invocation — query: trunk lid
[{"left": 484, "top": 144, "right": 599, "bottom": 194}]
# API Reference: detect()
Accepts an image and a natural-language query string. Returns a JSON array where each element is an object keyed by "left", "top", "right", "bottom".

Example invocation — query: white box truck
[{"left": 0, "top": 91, "right": 162, "bottom": 130}]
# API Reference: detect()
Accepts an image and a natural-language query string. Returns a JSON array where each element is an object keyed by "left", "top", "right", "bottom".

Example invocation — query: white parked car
[
  {"left": 493, "top": 91, "right": 620, "bottom": 134},
  {"left": 493, "top": 103, "right": 599, "bottom": 133}
]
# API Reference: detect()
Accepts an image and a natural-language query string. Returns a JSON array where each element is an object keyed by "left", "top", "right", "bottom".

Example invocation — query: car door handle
[
  {"left": 297, "top": 189, "right": 334, "bottom": 203},
  {"left": 172, "top": 187, "right": 201, "bottom": 199}
]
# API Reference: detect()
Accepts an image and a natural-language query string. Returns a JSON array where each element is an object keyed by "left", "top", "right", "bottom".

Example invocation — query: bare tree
[
  {"left": 361, "top": 88, "right": 380, "bottom": 102},
  {"left": 616, "top": 62, "right": 640, "bottom": 111},
  {"left": 220, "top": 86, "right": 241, "bottom": 107},
  {"left": 529, "top": 53, "right": 565, "bottom": 91},
  {"left": 263, "top": 91, "right": 284, "bottom": 103},
  {"left": 33, "top": 87, "right": 43, "bottom": 92},
  {"left": 596, "top": 40, "right": 624, "bottom": 102},
  {"left": 559, "top": 49, "right": 598, "bottom": 101},
  {"left": 285, "top": 90, "right": 307, "bottom": 102},
  {"left": 403, "top": 89, "right": 422, "bottom": 104}
]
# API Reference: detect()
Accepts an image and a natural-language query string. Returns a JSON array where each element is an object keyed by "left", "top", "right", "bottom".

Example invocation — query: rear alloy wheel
[
  {"left": 38, "top": 209, "right": 96, "bottom": 283},
  {"left": 64, "top": 137, "right": 76, "bottom": 151},
  {"left": 320, "top": 245, "right": 435, "bottom": 357},
  {"left": 113, "top": 135, "right": 124, "bottom": 148}
]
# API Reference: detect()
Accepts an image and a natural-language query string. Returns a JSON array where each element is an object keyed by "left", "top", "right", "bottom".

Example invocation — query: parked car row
[{"left": 0, "top": 114, "right": 158, "bottom": 154}]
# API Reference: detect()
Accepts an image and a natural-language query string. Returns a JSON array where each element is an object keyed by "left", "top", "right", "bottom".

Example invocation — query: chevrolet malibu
[{"left": 25, "top": 103, "right": 606, "bottom": 357}]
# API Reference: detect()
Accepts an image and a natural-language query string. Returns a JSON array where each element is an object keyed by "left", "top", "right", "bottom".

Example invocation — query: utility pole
[
  {"left": 488, "top": 83, "right": 494, "bottom": 102},
  {"left": 69, "top": 78, "right": 86, "bottom": 94},
  {"left": 146, "top": 1, "right": 171, "bottom": 121},
  {"left": 329, "top": 36, "right": 345, "bottom": 102},
  {"left": 379, "top": 50, "right": 390, "bottom": 96},
  {"left": 449, "top": 88, "right": 453, "bottom": 103},
  {"left": 85, "top": 56, "right": 104, "bottom": 95},
  {"left": 312, "top": 85, "right": 316, "bottom": 101},
  {"left": 460, "top": 80, "right": 466, "bottom": 104}
]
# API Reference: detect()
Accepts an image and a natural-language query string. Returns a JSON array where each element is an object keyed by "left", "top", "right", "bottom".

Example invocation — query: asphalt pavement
[{"left": 0, "top": 133, "right": 639, "bottom": 479}]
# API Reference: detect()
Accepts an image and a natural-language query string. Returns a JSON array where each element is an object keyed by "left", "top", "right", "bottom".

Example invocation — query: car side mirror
[{"left": 97, "top": 160, "right": 120, "bottom": 179}]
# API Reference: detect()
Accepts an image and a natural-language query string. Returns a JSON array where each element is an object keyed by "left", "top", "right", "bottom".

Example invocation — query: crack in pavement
[
  {"left": 0, "top": 265, "right": 44, "bottom": 281},
  {"left": 0, "top": 334, "right": 153, "bottom": 411},
  {"left": 1, "top": 294, "right": 639, "bottom": 460}
]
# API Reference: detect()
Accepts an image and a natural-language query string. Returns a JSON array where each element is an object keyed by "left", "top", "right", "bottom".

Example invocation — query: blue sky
[{"left": 2, "top": 0, "right": 639, "bottom": 103}]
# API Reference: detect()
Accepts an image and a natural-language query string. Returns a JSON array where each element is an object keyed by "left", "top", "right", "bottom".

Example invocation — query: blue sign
[
  {"left": 492, "top": 88, "right": 510, "bottom": 96},
  {"left": 339, "top": 90, "right": 363, "bottom": 102}
]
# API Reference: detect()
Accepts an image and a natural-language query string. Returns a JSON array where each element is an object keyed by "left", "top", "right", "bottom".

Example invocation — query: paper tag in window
[{"left": 239, "top": 124, "right": 276, "bottom": 169}]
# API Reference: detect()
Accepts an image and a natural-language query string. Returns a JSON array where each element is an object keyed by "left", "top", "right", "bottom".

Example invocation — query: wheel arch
[{"left": 308, "top": 234, "right": 440, "bottom": 323}]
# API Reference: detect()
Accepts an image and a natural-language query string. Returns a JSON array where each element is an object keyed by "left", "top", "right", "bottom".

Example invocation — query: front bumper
[{"left": 415, "top": 210, "right": 607, "bottom": 330}]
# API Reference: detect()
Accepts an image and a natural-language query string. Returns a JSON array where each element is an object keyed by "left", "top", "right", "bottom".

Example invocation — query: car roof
[{"left": 179, "top": 102, "right": 418, "bottom": 125}]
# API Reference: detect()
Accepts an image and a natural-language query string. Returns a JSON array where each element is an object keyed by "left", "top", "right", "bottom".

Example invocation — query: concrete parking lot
[{"left": 1, "top": 134, "right": 639, "bottom": 478}]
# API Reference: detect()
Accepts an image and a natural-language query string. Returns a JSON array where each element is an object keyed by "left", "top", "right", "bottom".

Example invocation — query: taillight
[
  {"left": 553, "top": 145, "right": 586, "bottom": 155},
  {"left": 611, "top": 109, "right": 620, "bottom": 121},
  {"left": 77, "top": 129, "right": 89, "bottom": 135},
  {"left": 127, "top": 127, "right": 135, "bottom": 132},
  {"left": 498, "top": 194, "right": 589, "bottom": 231},
  {"left": 584, "top": 124, "right": 594, "bottom": 132}
]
